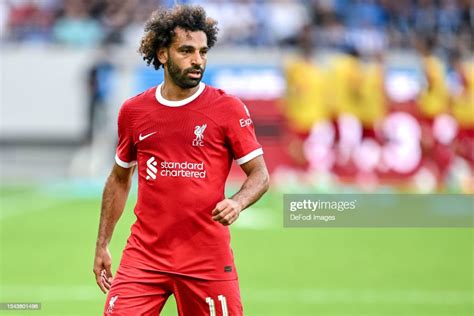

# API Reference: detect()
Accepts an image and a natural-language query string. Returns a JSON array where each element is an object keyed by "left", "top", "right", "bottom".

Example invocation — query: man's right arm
[{"left": 93, "top": 163, "right": 135, "bottom": 293}]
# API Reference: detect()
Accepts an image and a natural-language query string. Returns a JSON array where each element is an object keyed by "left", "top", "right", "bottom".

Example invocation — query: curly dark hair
[{"left": 138, "top": 5, "right": 219, "bottom": 70}]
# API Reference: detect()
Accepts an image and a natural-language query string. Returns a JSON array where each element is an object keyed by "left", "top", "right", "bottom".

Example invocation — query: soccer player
[{"left": 92, "top": 5, "right": 269, "bottom": 316}]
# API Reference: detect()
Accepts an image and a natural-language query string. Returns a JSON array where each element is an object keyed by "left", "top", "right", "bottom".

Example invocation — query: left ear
[{"left": 157, "top": 48, "right": 168, "bottom": 65}]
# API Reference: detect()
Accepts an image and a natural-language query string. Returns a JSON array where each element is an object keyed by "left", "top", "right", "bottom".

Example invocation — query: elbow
[{"left": 108, "top": 170, "right": 133, "bottom": 190}]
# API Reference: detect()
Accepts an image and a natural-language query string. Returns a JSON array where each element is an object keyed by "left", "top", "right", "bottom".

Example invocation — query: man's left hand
[{"left": 212, "top": 199, "right": 243, "bottom": 226}]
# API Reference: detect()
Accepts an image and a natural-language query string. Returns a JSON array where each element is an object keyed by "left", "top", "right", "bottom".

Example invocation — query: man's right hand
[{"left": 93, "top": 246, "right": 113, "bottom": 294}]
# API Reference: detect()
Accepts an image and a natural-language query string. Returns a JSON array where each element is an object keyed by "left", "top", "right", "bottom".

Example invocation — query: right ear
[{"left": 157, "top": 48, "right": 168, "bottom": 65}]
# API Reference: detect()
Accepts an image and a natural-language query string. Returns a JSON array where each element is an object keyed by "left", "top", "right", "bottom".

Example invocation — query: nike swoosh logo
[{"left": 139, "top": 131, "right": 157, "bottom": 141}]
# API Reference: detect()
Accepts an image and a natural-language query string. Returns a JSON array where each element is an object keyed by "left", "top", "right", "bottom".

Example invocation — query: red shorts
[{"left": 104, "top": 264, "right": 243, "bottom": 316}]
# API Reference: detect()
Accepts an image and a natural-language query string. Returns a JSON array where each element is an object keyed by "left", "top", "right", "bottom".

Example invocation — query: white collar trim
[{"left": 155, "top": 82, "right": 205, "bottom": 107}]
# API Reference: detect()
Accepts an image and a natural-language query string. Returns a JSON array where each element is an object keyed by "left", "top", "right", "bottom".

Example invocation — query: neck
[{"left": 161, "top": 79, "right": 199, "bottom": 101}]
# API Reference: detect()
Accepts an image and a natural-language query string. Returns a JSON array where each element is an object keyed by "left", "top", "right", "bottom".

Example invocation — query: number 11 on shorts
[{"left": 205, "top": 295, "right": 228, "bottom": 316}]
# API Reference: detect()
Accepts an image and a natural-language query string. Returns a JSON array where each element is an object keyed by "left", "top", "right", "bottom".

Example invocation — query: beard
[{"left": 166, "top": 56, "right": 205, "bottom": 89}]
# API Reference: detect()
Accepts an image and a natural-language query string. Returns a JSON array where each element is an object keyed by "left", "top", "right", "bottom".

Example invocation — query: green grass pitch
[{"left": 0, "top": 184, "right": 472, "bottom": 315}]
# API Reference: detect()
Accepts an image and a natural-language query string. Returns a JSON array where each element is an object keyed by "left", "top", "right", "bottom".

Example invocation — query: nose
[{"left": 191, "top": 51, "right": 203, "bottom": 67}]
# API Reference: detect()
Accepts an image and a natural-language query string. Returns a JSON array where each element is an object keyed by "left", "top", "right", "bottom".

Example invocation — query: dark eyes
[{"left": 181, "top": 49, "right": 208, "bottom": 55}]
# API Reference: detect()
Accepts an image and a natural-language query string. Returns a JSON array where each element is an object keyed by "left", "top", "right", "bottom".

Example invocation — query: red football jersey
[{"left": 115, "top": 82, "right": 263, "bottom": 280}]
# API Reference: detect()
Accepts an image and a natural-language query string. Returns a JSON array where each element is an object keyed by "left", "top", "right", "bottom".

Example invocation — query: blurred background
[{"left": 0, "top": 0, "right": 473, "bottom": 315}]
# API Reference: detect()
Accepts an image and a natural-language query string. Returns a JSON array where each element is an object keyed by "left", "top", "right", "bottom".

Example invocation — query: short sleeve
[
  {"left": 224, "top": 97, "right": 263, "bottom": 165},
  {"left": 115, "top": 104, "right": 137, "bottom": 168}
]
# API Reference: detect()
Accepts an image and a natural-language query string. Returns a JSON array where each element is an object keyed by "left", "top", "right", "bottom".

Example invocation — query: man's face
[{"left": 163, "top": 27, "right": 208, "bottom": 89}]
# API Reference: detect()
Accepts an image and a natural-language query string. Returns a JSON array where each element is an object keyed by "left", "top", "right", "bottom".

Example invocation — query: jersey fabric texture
[{"left": 115, "top": 82, "right": 262, "bottom": 281}]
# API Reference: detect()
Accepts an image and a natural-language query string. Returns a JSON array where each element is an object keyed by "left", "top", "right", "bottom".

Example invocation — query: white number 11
[{"left": 205, "top": 295, "right": 228, "bottom": 316}]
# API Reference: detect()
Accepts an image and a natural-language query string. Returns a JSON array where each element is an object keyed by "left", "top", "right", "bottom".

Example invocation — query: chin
[{"left": 179, "top": 79, "right": 201, "bottom": 89}]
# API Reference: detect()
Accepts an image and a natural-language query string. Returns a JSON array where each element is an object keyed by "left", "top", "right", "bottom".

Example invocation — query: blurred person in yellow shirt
[
  {"left": 283, "top": 25, "right": 330, "bottom": 166},
  {"left": 284, "top": 25, "right": 330, "bottom": 134},
  {"left": 359, "top": 51, "right": 387, "bottom": 132},
  {"left": 328, "top": 46, "right": 363, "bottom": 120},
  {"left": 449, "top": 50, "right": 474, "bottom": 129},
  {"left": 414, "top": 38, "right": 451, "bottom": 187},
  {"left": 325, "top": 47, "right": 366, "bottom": 177},
  {"left": 448, "top": 49, "right": 474, "bottom": 189},
  {"left": 416, "top": 37, "right": 449, "bottom": 120}
]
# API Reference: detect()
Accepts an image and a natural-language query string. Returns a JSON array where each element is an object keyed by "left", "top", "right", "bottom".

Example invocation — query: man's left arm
[{"left": 212, "top": 156, "right": 269, "bottom": 226}]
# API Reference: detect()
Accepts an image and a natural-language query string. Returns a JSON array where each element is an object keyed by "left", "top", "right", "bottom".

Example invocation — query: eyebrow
[{"left": 178, "top": 45, "right": 209, "bottom": 50}]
